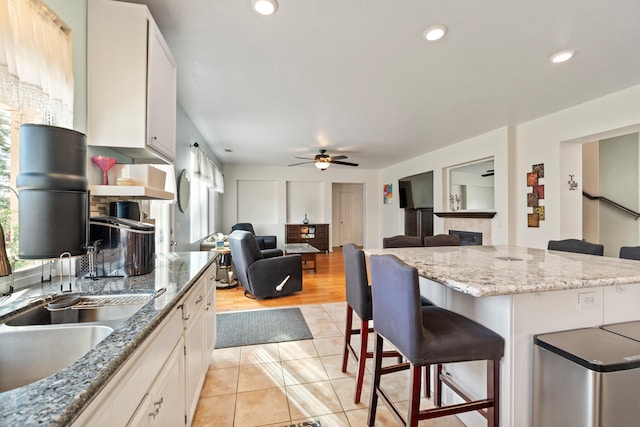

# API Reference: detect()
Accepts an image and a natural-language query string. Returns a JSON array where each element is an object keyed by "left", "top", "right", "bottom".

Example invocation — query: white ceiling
[{"left": 131, "top": 0, "right": 640, "bottom": 170}]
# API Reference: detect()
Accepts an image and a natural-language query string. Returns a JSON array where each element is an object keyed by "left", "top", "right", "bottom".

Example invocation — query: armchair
[
  {"left": 228, "top": 230, "right": 303, "bottom": 299},
  {"left": 230, "top": 223, "right": 281, "bottom": 257}
]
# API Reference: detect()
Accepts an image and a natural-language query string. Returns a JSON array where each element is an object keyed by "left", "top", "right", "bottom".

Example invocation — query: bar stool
[
  {"left": 619, "top": 246, "right": 640, "bottom": 260},
  {"left": 341, "top": 243, "right": 406, "bottom": 404},
  {"left": 547, "top": 238, "right": 603, "bottom": 256},
  {"left": 368, "top": 254, "right": 504, "bottom": 427}
]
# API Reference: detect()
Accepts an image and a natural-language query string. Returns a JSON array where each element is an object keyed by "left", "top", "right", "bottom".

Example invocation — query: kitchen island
[
  {"left": 365, "top": 245, "right": 640, "bottom": 427},
  {"left": 0, "top": 251, "right": 217, "bottom": 426}
]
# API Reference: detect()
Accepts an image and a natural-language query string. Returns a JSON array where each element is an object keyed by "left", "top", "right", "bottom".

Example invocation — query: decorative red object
[{"left": 91, "top": 156, "right": 117, "bottom": 185}]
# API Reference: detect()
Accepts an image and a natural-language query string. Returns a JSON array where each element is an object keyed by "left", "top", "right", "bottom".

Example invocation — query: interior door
[{"left": 339, "top": 192, "right": 355, "bottom": 245}]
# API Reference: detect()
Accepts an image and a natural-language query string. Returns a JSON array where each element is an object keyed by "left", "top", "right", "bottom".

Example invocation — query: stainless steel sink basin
[
  {"left": 0, "top": 324, "right": 113, "bottom": 392},
  {"left": 4, "top": 294, "right": 149, "bottom": 328}
]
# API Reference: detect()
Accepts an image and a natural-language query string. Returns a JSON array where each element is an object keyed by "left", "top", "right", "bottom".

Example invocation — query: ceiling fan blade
[
  {"left": 288, "top": 161, "right": 314, "bottom": 166},
  {"left": 294, "top": 156, "right": 315, "bottom": 160},
  {"left": 330, "top": 160, "right": 359, "bottom": 167},
  {"left": 330, "top": 155, "right": 348, "bottom": 160}
]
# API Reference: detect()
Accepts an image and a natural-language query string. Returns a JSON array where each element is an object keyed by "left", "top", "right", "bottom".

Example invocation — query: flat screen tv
[{"left": 399, "top": 171, "right": 433, "bottom": 209}]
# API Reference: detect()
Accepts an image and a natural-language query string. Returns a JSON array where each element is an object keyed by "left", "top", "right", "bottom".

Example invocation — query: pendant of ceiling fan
[{"left": 288, "top": 149, "right": 359, "bottom": 169}]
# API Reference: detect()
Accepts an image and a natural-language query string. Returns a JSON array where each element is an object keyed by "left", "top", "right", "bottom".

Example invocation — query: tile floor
[{"left": 193, "top": 302, "right": 466, "bottom": 427}]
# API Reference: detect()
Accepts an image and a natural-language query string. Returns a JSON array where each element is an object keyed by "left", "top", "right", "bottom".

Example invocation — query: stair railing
[{"left": 582, "top": 191, "right": 640, "bottom": 220}]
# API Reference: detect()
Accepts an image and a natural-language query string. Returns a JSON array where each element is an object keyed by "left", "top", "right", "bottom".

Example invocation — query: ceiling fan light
[
  {"left": 550, "top": 49, "right": 575, "bottom": 63},
  {"left": 251, "top": 0, "right": 278, "bottom": 15},
  {"left": 315, "top": 161, "right": 330, "bottom": 170}
]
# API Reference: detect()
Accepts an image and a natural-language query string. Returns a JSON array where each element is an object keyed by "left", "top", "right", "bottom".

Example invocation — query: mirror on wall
[{"left": 447, "top": 158, "right": 494, "bottom": 211}]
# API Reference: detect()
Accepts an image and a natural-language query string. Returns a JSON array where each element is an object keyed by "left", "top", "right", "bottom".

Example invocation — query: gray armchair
[
  {"left": 230, "top": 223, "right": 281, "bottom": 257},
  {"left": 228, "top": 230, "right": 302, "bottom": 299}
]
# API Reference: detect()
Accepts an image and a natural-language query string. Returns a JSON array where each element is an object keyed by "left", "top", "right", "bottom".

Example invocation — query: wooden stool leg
[
  {"left": 342, "top": 305, "right": 354, "bottom": 372},
  {"left": 423, "top": 364, "right": 431, "bottom": 398},
  {"left": 354, "top": 319, "right": 369, "bottom": 403},
  {"left": 434, "top": 363, "right": 443, "bottom": 407},
  {"left": 367, "top": 333, "right": 384, "bottom": 427},
  {"left": 487, "top": 359, "right": 500, "bottom": 427},
  {"left": 408, "top": 364, "right": 422, "bottom": 427}
]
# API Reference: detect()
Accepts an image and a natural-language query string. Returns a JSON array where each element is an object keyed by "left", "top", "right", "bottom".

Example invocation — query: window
[
  {"left": 189, "top": 148, "right": 223, "bottom": 242},
  {"left": 0, "top": 0, "right": 74, "bottom": 290}
]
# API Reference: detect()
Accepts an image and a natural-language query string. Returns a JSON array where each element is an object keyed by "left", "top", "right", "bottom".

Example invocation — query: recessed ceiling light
[
  {"left": 251, "top": 0, "right": 278, "bottom": 16},
  {"left": 423, "top": 25, "right": 448, "bottom": 41},
  {"left": 550, "top": 50, "right": 575, "bottom": 64}
]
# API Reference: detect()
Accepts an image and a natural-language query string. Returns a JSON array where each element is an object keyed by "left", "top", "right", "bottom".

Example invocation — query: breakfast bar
[{"left": 364, "top": 245, "right": 640, "bottom": 427}]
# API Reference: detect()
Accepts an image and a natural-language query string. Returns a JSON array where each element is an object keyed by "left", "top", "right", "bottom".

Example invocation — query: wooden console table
[{"left": 285, "top": 223, "right": 329, "bottom": 252}]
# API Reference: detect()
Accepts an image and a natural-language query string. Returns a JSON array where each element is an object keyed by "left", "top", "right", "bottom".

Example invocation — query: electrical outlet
[{"left": 578, "top": 292, "right": 597, "bottom": 309}]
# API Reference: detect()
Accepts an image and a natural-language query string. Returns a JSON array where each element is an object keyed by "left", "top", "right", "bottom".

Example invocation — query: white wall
[
  {"left": 379, "top": 127, "right": 511, "bottom": 246},
  {"left": 221, "top": 165, "right": 378, "bottom": 250},
  {"left": 514, "top": 84, "right": 640, "bottom": 248}
]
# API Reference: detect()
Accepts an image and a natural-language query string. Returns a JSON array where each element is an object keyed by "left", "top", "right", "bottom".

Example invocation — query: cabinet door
[
  {"left": 147, "top": 18, "right": 176, "bottom": 162},
  {"left": 148, "top": 340, "right": 185, "bottom": 427},
  {"left": 185, "top": 309, "right": 205, "bottom": 425},
  {"left": 204, "top": 265, "right": 217, "bottom": 354}
]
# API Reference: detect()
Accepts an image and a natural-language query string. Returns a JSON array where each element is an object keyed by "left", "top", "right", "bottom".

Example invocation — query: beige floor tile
[
  {"left": 331, "top": 376, "right": 372, "bottom": 412},
  {"left": 312, "top": 336, "right": 344, "bottom": 357},
  {"left": 345, "top": 406, "right": 400, "bottom": 427},
  {"left": 282, "top": 357, "right": 330, "bottom": 385},
  {"left": 320, "top": 354, "right": 355, "bottom": 380},
  {"left": 278, "top": 340, "right": 319, "bottom": 361},
  {"left": 234, "top": 387, "right": 290, "bottom": 427},
  {"left": 209, "top": 347, "right": 241, "bottom": 369},
  {"left": 299, "top": 304, "right": 329, "bottom": 316},
  {"left": 200, "top": 366, "right": 239, "bottom": 397},
  {"left": 240, "top": 343, "right": 281, "bottom": 365},
  {"left": 307, "top": 318, "right": 343, "bottom": 339},
  {"left": 286, "top": 381, "right": 343, "bottom": 420},
  {"left": 237, "top": 362, "right": 284, "bottom": 392},
  {"left": 192, "top": 394, "right": 236, "bottom": 427}
]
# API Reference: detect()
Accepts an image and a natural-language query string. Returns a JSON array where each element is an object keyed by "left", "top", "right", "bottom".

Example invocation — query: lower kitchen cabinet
[{"left": 71, "top": 261, "right": 217, "bottom": 426}]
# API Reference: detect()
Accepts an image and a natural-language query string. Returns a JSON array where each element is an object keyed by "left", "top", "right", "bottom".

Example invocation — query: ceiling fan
[{"left": 288, "top": 149, "right": 359, "bottom": 170}]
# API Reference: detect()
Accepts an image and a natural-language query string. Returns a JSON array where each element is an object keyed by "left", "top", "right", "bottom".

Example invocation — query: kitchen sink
[
  {"left": 0, "top": 324, "right": 114, "bottom": 392},
  {"left": 4, "top": 294, "right": 150, "bottom": 328}
]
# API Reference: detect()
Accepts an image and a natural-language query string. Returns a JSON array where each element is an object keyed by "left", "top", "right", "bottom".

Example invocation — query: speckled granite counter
[
  {"left": 365, "top": 245, "right": 640, "bottom": 296},
  {"left": 365, "top": 245, "right": 640, "bottom": 427},
  {"left": 0, "top": 251, "right": 216, "bottom": 426}
]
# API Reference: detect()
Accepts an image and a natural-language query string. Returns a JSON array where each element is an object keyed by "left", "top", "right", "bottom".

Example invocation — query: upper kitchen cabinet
[{"left": 88, "top": 0, "right": 176, "bottom": 163}]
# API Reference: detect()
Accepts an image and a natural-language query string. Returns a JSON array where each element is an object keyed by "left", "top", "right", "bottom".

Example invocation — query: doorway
[{"left": 332, "top": 183, "right": 364, "bottom": 247}]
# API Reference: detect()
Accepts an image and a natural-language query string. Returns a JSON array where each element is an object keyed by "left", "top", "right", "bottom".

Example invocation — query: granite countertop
[
  {"left": 0, "top": 251, "right": 216, "bottom": 426},
  {"left": 364, "top": 245, "right": 640, "bottom": 297}
]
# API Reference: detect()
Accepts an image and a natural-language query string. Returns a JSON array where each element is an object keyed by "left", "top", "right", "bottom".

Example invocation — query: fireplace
[{"left": 449, "top": 230, "right": 483, "bottom": 246}]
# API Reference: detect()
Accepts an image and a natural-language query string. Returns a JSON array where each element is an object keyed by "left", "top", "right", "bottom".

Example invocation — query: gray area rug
[{"left": 215, "top": 307, "right": 313, "bottom": 349}]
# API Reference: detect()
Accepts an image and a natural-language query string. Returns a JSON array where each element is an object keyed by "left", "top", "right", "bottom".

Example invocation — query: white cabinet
[
  {"left": 88, "top": 0, "right": 176, "bottom": 163},
  {"left": 204, "top": 267, "right": 217, "bottom": 354},
  {"left": 72, "top": 306, "right": 185, "bottom": 427},
  {"left": 183, "top": 277, "right": 207, "bottom": 425}
]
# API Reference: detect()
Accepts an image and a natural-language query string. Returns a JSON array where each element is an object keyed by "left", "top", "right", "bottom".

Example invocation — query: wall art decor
[
  {"left": 526, "top": 163, "right": 545, "bottom": 227},
  {"left": 383, "top": 183, "right": 393, "bottom": 204}
]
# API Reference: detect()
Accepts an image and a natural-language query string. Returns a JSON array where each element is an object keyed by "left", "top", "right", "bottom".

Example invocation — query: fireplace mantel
[{"left": 434, "top": 211, "right": 497, "bottom": 219}]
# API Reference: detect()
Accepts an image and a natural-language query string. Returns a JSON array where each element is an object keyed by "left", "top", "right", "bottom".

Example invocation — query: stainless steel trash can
[
  {"left": 602, "top": 320, "right": 640, "bottom": 342},
  {"left": 533, "top": 327, "right": 640, "bottom": 427}
]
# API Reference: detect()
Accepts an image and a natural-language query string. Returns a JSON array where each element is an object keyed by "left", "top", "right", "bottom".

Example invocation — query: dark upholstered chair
[
  {"left": 547, "top": 238, "right": 604, "bottom": 256},
  {"left": 227, "top": 230, "right": 302, "bottom": 299},
  {"left": 368, "top": 254, "right": 504, "bottom": 427},
  {"left": 231, "top": 223, "right": 282, "bottom": 257},
  {"left": 424, "top": 233, "right": 461, "bottom": 247},
  {"left": 619, "top": 246, "right": 640, "bottom": 260},
  {"left": 382, "top": 235, "right": 422, "bottom": 248},
  {"left": 341, "top": 244, "right": 403, "bottom": 404}
]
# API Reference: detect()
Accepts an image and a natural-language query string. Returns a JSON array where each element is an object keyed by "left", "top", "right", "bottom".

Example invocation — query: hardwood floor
[{"left": 215, "top": 246, "right": 347, "bottom": 312}]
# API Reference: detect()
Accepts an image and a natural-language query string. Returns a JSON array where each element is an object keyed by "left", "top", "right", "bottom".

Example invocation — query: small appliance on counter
[
  {"left": 109, "top": 201, "right": 141, "bottom": 221},
  {"left": 79, "top": 216, "right": 155, "bottom": 277}
]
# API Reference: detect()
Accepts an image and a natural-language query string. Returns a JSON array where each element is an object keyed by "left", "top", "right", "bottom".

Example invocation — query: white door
[{"left": 340, "top": 192, "right": 355, "bottom": 245}]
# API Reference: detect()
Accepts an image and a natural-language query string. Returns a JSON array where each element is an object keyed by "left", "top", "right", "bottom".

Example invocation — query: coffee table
[{"left": 284, "top": 243, "right": 321, "bottom": 273}]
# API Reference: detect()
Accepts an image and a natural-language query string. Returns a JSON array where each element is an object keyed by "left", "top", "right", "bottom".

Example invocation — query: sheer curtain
[
  {"left": 0, "top": 0, "right": 73, "bottom": 125},
  {"left": 190, "top": 147, "right": 223, "bottom": 242}
]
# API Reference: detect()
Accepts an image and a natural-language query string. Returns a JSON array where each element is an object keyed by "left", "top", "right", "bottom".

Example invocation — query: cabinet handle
[
  {"left": 149, "top": 407, "right": 160, "bottom": 419},
  {"left": 195, "top": 295, "right": 203, "bottom": 304},
  {"left": 183, "top": 313, "right": 191, "bottom": 321}
]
